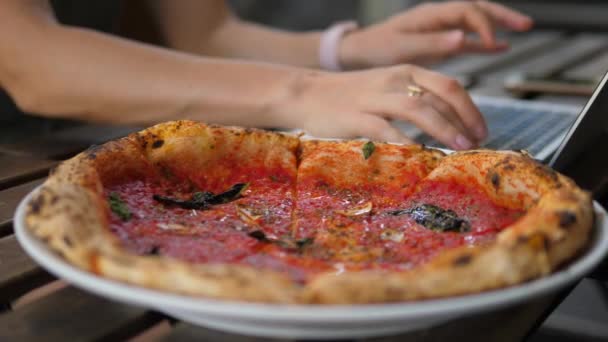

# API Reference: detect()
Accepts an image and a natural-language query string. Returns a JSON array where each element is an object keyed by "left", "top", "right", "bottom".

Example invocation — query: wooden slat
[
  {"left": 0, "top": 235, "right": 53, "bottom": 304},
  {"left": 0, "top": 124, "right": 140, "bottom": 160},
  {"left": 534, "top": 280, "right": 608, "bottom": 340},
  {"left": 0, "top": 179, "right": 45, "bottom": 236},
  {"left": 0, "top": 286, "right": 163, "bottom": 341},
  {"left": 162, "top": 323, "right": 294, "bottom": 342},
  {"left": 0, "top": 154, "right": 55, "bottom": 191}
]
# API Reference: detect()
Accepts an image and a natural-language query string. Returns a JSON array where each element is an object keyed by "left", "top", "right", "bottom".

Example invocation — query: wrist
[
  {"left": 319, "top": 21, "right": 358, "bottom": 71},
  {"left": 338, "top": 30, "right": 366, "bottom": 70},
  {"left": 265, "top": 69, "right": 326, "bottom": 129}
]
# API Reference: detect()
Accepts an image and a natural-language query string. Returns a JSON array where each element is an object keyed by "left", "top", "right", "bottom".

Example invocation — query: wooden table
[{"left": 1, "top": 30, "right": 607, "bottom": 341}]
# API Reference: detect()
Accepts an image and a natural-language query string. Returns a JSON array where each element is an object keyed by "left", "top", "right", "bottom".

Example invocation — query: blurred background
[{"left": 230, "top": 0, "right": 608, "bottom": 31}]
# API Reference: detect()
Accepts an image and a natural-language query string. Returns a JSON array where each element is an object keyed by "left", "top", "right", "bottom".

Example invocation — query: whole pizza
[{"left": 26, "top": 121, "right": 593, "bottom": 304}]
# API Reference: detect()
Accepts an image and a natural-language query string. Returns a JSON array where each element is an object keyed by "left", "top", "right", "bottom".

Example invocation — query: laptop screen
[{"left": 549, "top": 71, "right": 608, "bottom": 197}]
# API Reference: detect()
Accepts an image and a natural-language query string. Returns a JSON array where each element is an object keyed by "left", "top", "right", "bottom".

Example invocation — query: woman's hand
[
  {"left": 339, "top": 0, "right": 533, "bottom": 69},
  {"left": 271, "top": 64, "right": 487, "bottom": 150}
]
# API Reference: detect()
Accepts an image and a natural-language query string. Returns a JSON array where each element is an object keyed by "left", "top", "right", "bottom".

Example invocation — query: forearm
[
  {"left": 2, "top": 22, "right": 307, "bottom": 127},
  {"left": 196, "top": 19, "right": 322, "bottom": 69},
  {"left": 147, "top": 0, "right": 323, "bottom": 68}
]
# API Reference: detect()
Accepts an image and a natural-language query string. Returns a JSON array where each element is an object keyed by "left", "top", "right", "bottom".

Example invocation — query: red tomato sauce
[
  {"left": 105, "top": 174, "right": 523, "bottom": 283},
  {"left": 365, "top": 180, "right": 524, "bottom": 268}
]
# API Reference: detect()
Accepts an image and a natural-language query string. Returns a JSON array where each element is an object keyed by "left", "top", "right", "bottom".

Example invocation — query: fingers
[
  {"left": 399, "top": 30, "right": 510, "bottom": 64},
  {"left": 474, "top": 0, "right": 533, "bottom": 31},
  {"left": 422, "top": 91, "right": 470, "bottom": 139},
  {"left": 403, "top": 1, "right": 532, "bottom": 49},
  {"left": 462, "top": 37, "right": 509, "bottom": 54},
  {"left": 459, "top": 1, "right": 497, "bottom": 48},
  {"left": 370, "top": 93, "right": 475, "bottom": 150},
  {"left": 397, "top": 30, "right": 466, "bottom": 64},
  {"left": 410, "top": 67, "right": 487, "bottom": 142}
]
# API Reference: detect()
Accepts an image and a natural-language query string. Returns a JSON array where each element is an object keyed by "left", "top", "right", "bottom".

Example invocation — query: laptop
[{"left": 394, "top": 71, "right": 608, "bottom": 164}]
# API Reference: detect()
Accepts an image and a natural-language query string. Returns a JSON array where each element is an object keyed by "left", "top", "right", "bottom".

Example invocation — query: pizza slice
[
  {"left": 305, "top": 150, "right": 593, "bottom": 303},
  {"left": 28, "top": 121, "right": 303, "bottom": 302},
  {"left": 293, "top": 140, "right": 444, "bottom": 273}
]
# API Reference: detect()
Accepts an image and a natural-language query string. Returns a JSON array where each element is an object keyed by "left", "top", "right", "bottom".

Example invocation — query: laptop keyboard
[{"left": 415, "top": 100, "right": 578, "bottom": 156}]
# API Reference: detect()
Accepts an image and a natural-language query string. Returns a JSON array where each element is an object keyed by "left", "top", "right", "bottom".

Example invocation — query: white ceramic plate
[{"left": 14, "top": 188, "right": 608, "bottom": 339}]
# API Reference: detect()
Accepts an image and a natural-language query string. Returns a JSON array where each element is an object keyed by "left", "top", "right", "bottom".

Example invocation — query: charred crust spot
[
  {"left": 535, "top": 163, "right": 558, "bottom": 183},
  {"left": 29, "top": 195, "right": 45, "bottom": 214},
  {"left": 557, "top": 211, "right": 577, "bottom": 229},
  {"left": 453, "top": 254, "right": 472, "bottom": 266},
  {"left": 503, "top": 164, "right": 516, "bottom": 171},
  {"left": 136, "top": 134, "right": 148, "bottom": 149},
  {"left": 85, "top": 144, "right": 102, "bottom": 159},
  {"left": 151, "top": 140, "right": 164, "bottom": 149},
  {"left": 519, "top": 233, "right": 550, "bottom": 251},
  {"left": 490, "top": 172, "right": 500, "bottom": 188},
  {"left": 494, "top": 156, "right": 517, "bottom": 173},
  {"left": 63, "top": 235, "right": 73, "bottom": 247},
  {"left": 146, "top": 246, "right": 160, "bottom": 255},
  {"left": 541, "top": 235, "right": 551, "bottom": 251}
]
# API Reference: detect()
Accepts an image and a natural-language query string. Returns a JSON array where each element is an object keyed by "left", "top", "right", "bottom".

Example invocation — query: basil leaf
[
  {"left": 248, "top": 230, "right": 268, "bottom": 241},
  {"left": 388, "top": 204, "right": 470, "bottom": 233},
  {"left": 152, "top": 194, "right": 210, "bottom": 210},
  {"left": 247, "top": 231, "right": 314, "bottom": 252},
  {"left": 296, "top": 237, "right": 314, "bottom": 249},
  {"left": 362, "top": 141, "right": 375, "bottom": 160},
  {"left": 153, "top": 183, "right": 249, "bottom": 210},
  {"left": 207, "top": 183, "right": 249, "bottom": 204},
  {"left": 108, "top": 192, "right": 132, "bottom": 221}
]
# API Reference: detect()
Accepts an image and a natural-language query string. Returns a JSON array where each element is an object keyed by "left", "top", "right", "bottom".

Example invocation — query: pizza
[{"left": 25, "top": 121, "right": 594, "bottom": 304}]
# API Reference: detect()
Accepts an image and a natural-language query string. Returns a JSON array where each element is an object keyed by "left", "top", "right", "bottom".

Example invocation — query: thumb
[{"left": 402, "top": 30, "right": 465, "bottom": 64}]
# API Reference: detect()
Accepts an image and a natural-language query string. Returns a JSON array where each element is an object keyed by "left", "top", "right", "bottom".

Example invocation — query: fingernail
[
  {"left": 454, "top": 134, "right": 473, "bottom": 150},
  {"left": 475, "top": 125, "right": 487, "bottom": 140}
]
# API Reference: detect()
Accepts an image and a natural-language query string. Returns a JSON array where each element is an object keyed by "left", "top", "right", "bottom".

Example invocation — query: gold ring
[{"left": 407, "top": 84, "right": 424, "bottom": 97}]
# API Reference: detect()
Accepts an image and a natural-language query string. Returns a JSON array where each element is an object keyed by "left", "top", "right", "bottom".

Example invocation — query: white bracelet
[{"left": 319, "top": 20, "right": 358, "bottom": 71}]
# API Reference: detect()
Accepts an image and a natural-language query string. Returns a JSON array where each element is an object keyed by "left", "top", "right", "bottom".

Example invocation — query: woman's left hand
[{"left": 339, "top": 0, "right": 533, "bottom": 69}]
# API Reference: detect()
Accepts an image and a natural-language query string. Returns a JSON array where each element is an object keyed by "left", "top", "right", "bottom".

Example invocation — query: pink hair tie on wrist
[{"left": 319, "top": 20, "right": 358, "bottom": 71}]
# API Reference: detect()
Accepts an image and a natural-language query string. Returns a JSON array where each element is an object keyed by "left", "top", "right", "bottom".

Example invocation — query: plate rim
[{"left": 14, "top": 185, "right": 608, "bottom": 322}]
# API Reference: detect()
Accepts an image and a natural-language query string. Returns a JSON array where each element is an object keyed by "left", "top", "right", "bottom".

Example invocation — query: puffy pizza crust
[{"left": 26, "top": 121, "right": 593, "bottom": 304}]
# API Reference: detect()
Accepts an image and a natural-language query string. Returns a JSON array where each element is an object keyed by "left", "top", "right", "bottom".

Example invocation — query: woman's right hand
[{"left": 271, "top": 65, "right": 487, "bottom": 150}]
